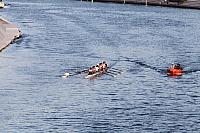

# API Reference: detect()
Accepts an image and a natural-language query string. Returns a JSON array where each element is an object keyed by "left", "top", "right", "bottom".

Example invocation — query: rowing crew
[{"left": 88, "top": 61, "right": 108, "bottom": 75}]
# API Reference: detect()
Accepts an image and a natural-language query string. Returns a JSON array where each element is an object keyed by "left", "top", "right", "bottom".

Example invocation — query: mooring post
[
  {"left": 124, "top": 0, "right": 126, "bottom": 4},
  {"left": 145, "top": 0, "right": 148, "bottom": 6}
]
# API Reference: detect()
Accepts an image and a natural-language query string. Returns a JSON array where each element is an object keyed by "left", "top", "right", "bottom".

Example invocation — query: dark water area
[{"left": 1, "top": 0, "right": 200, "bottom": 132}]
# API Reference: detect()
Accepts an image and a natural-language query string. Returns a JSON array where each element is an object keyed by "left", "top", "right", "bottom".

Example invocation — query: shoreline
[
  {"left": 0, "top": 18, "right": 21, "bottom": 51},
  {"left": 83, "top": 0, "right": 200, "bottom": 10}
]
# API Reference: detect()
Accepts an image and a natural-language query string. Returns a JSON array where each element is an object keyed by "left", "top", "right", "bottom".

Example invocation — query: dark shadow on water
[
  {"left": 119, "top": 56, "right": 167, "bottom": 74},
  {"left": 184, "top": 69, "right": 200, "bottom": 74},
  {"left": 120, "top": 56, "right": 200, "bottom": 76},
  {"left": 14, "top": 33, "right": 30, "bottom": 45}
]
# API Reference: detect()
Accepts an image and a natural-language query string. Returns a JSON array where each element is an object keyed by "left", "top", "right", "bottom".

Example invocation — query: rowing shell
[{"left": 85, "top": 70, "right": 106, "bottom": 79}]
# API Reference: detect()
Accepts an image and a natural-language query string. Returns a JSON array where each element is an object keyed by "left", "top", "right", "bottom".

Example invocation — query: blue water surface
[{"left": 0, "top": 0, "right": 200, "bottom": 132}]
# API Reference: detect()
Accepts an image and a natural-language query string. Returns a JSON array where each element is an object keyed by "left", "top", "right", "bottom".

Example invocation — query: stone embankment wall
[{"left": 0, "top": 18, "right": 21, "bottom": 51}]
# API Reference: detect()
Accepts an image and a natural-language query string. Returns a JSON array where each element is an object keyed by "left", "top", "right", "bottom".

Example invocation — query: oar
[
  {"left": 107, "top": 66, "right": 123, "bottom": 74},
  {"left": 62, "top": 69, "right": 88, "bottom": 78},
  {"left": 105, "top": 72, "right": 117, "bottom": 77},
  {"left": 110, "top": 67, "right": 122, "bottom": 71},
  {"left": 108, "top": 70, "right": 122, "bottom": 75},
  {"left": 109, "top": 68, "right": 122, "bottom": 73},
  {"left": 0, "top": 56, "right": 16, "bottom": 59},
  {"left": 107, "top": 71, "right": 120, "bottom": 76}
]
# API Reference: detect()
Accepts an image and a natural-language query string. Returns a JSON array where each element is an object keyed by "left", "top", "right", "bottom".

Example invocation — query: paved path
[{"left": 87, "top": 0, "right": 200, "bottom": 10}]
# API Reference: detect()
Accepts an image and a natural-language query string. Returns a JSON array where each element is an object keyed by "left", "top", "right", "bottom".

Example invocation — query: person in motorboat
[{"left": 167, "top": 63, "right": 183, "bottom": 76}]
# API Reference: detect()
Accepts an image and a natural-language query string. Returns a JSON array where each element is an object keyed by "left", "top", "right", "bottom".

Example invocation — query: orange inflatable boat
[{"left": 167, "top": 68, "right": 183, "bottom": 76}]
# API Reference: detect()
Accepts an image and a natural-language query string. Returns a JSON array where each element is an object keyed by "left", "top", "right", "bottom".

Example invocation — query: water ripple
[{"left": 1, "top": 0, "right": 200, "bottom": 132}]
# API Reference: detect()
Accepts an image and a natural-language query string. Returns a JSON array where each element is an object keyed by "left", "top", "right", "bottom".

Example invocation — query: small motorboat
[{"left": 167, "top": 64, "right": 183, "bottom": 76}]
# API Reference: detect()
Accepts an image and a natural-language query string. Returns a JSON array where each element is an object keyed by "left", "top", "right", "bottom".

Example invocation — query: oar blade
[
  {"left": 62, "top": 72, "right": 70, "bottom": 78},
  {"left": 62, "top": 69, "right": 88, "bottom": 78}
]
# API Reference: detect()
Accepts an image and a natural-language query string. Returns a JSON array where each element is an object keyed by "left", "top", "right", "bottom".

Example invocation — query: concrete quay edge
[{"left": 0, "top": 18, "right": 21, "bottom": 51}]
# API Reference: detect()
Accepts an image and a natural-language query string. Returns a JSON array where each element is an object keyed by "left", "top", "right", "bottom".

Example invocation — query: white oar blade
[{"left": 62, "top": 72, "right": 70, "bottom": 78}]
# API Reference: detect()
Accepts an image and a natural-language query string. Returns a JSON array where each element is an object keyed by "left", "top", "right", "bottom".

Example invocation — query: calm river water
[{"left": 1, "top": 0, "right": 200, "bottom": 132}]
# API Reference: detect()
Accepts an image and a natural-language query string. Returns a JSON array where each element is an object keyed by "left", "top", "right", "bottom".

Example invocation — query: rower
[
  {"left": 99, "top": 63, "right": 103, "bottom": 71},
  {"left": 91, "top": 66, "right": 96, "bottom": 74},
  {"left": 167, "top": 63, "right": 183, "bottom": 76},
  {"left": 95, "top": 64, "right": 99, "bottom": 72},
  {"left": 88, "top": 67, "right": 93, "bottom": 75},
  {"left": 102, "top": 61, "right": 108, "bottom": 69}
]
